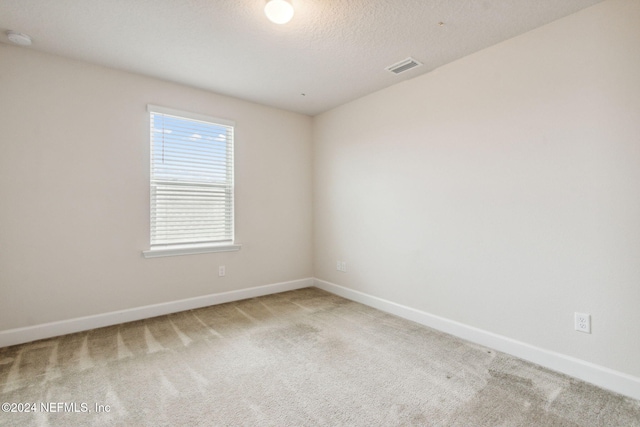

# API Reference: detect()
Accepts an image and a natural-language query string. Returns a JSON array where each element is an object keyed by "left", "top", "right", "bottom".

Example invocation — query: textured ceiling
[{"left": 0, "top": 0, "right": 603, "bottom": 116}]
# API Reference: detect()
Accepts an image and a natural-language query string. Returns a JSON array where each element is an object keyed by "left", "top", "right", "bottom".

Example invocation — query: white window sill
[{"left": 142, "top": 243, "right": 241, "bottom": 258}]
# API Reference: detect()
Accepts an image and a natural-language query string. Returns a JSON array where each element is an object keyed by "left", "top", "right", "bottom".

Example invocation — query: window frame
[{"left": 142, "top": 104, "right": 241, "bottom": 258}]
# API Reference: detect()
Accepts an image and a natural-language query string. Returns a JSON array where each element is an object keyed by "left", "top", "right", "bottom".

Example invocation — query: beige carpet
[{"left": 1, "top": 288, "right": 638, "bottom": 426}]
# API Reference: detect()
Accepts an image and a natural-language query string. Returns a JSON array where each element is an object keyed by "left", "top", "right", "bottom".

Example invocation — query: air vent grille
[{"left": 386, "top": 57, "right": 423, "bottom": 75}]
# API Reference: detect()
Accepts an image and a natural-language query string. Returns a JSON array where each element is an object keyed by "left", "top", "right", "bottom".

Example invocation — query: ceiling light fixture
[
  {"left": 264, "top": 0, "right": 294, "bottom": 25},
  {"left": 6, "top": 31, "right": 32, "bottom": 46}
]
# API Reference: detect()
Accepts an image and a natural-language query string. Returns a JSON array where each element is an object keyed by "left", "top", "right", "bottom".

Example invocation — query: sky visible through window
[{"left": 151, "top": 113, "right": 231, "bottom": 184}]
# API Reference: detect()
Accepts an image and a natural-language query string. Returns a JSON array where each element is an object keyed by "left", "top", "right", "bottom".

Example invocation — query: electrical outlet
[
  {"left": 341, "top": 261, "right": 347, "bottom": 272},
  {"left": 575, "top": 312, "right": 591, "bottom": 333},
  {"left": 337, "top": 261, "right": 342, "bottom": 271},
  {"left": 218, "top": 265, "right": 225, "bottom": 277}
]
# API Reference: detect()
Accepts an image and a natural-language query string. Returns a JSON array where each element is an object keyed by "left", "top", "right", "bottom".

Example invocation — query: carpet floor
[{"left": 0, "top": 287, "right": 638, "bottom": 426}]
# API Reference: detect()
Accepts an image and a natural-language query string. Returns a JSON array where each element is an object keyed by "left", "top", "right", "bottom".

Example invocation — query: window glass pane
[{"left": 149, "top": 108, "right": 234, "bottom": 247}]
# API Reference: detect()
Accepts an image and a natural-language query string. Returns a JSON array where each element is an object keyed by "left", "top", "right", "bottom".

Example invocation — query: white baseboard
[
  {"left": 314, "top": 278, "right": 640, "bottom": 401},
  {"left": 3, "top": 276, "right": 638, "bottom": 401},
  {"left": 0, "top": 277, "right": 313, "bottom": 348}
]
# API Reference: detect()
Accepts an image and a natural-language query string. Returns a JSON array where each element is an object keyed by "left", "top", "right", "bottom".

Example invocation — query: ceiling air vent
[{"left": 385, "top": 57, "right": 423, "bottom": 75}]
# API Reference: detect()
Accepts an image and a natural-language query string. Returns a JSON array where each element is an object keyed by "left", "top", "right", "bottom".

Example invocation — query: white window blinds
[{"left": 148, "top": 105, "right": 235, "bottom": 248}]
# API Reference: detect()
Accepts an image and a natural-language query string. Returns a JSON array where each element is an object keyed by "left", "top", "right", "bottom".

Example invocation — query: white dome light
[
  {"left": 264, "top": 0, "right": 294, "bottom": 25},
  {"left": 6, "top": 31, "right": 32, "bottom": 46}
]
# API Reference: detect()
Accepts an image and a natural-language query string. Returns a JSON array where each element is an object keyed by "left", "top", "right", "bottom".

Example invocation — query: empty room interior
[{"left": 1, "top": 0, "right": 639, "bottom": 425}]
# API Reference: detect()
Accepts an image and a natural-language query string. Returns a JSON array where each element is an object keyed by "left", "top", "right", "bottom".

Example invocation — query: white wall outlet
[
  {"left": 218, "top": 265, "right": 226, "bottom": 277},
  {"left": 337, "top": 260, "right": 342, "bottom": 271},
  {"left": 575, "top": 312, "right": 591, "bottom": 333},
  {"left": 341, "top": 261, "right": 347, "bottom": 272}
]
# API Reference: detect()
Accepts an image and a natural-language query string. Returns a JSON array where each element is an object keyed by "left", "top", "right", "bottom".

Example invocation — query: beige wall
[
  {"left": 313, "top": 0, "right": 640, "bottom": 377},
  {"left": 0, "top": 45, "right": 313, "bottom": 330}
]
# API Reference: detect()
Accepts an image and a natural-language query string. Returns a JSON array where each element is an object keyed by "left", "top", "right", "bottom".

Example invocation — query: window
[{"left": 143, "top": 105, "right": 240, "bottom": 258}]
